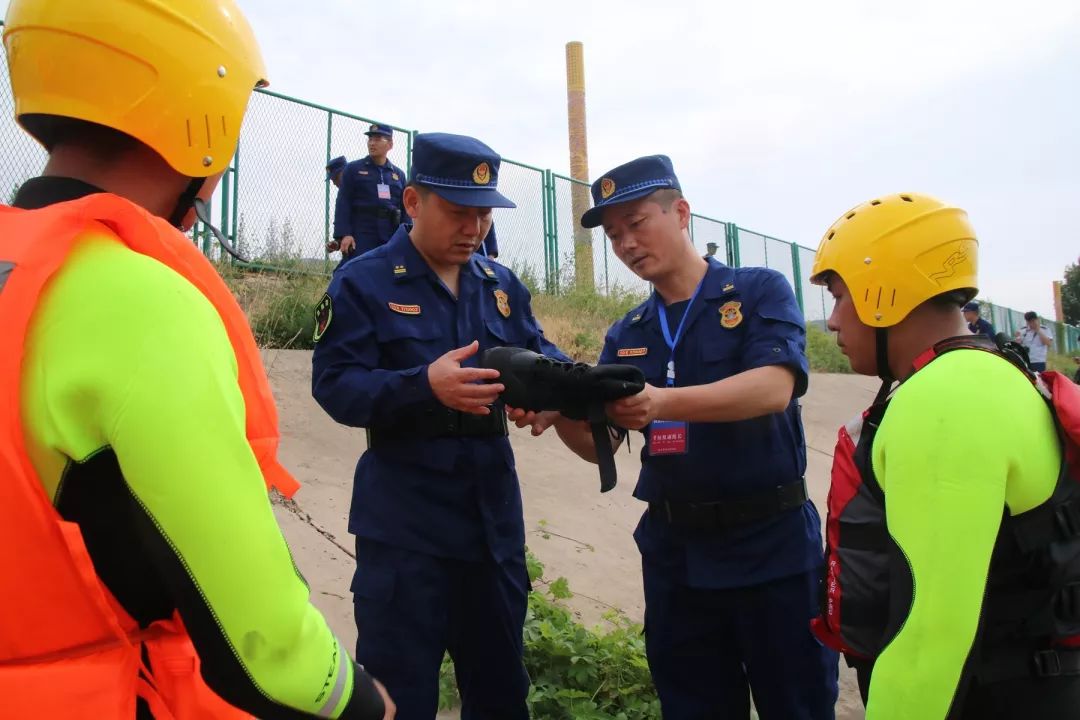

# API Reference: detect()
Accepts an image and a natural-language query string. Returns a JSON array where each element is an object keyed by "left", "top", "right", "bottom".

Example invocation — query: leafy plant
[{"left": 438, "top": 551, "right": 660, "bottom": 719}]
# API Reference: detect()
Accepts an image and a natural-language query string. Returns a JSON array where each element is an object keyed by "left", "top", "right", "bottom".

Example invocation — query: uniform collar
[
  {"left": 469, "top": 254, "right": 499, "bottom": 283},
  {"left": 386, "top": 228, "right": 495, "bottom": 284},
  {"left": 700, "top": 257, "right": 738, "bottom": 300},
  {"left": 386, "top": 225, "right": 427, "bottom": 282},
  {"left": 364, "top": 156, "right": 395, "bottom": 170},
  {"left": 637, "top": 257, "right": 738, "bottom": 325}
]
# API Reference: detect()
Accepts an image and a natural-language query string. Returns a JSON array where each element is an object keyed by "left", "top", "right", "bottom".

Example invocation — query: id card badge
[
  {"left": 377, "top": 183, "right": 391, "bottom": 200},
  {"left": 649, "top": 420, "right": 689, "bottom": 456}
]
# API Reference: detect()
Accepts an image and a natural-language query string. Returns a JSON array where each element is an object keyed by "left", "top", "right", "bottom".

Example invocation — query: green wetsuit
[{"left": 867, "top": 348, "right": 1061, "bottom": 718}]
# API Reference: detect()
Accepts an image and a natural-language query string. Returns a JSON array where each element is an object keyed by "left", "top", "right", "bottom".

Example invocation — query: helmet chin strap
[
  {"left": 194, "top": 197, "right": 248, "bottom": 263},
  {"left": 873, "top": 327, "right": 895, "bottom": 405},
  {"left": 168, "top": 177, "right": 249, "bottom": 263},
  {"left": 168, "top": 177, "right": 204, "bottom": 229}
]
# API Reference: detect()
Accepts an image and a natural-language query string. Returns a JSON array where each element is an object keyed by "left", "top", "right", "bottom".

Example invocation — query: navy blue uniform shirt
[
  {"left": 333, "top": 156, "right": 407, "bottom": 256},
  {"left": 312, "top": 226, "right": 568, "bottom": 562},
  {"left": 968, "top": 317, "right": 996, "bottom": 340},
  {"left": 599, "top": 259, "right": 821, "bottom": 589}
]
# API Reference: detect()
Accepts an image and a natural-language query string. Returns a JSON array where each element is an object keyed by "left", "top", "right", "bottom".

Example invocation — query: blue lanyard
[{"left": 656, "top": 278, "right": 705, "bottom": 387}]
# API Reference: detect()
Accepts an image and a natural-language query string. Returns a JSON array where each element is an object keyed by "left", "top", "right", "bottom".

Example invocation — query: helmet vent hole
[
  {"left": 876, "top": 287, "right": 883, "bottom": 309},
  {"left": 204, "top": 115, "right": 212, "bottom": 148},
  {"left": 221, "top": 116, "right": 228, "bottom": 136},
  {"left": 864, "top": 288, "right": 870, "bottom": 303},
  {"left": 870, "top": 199, "right": 881, "bottom": 206},
  {"left": 827, "top": 231, "right": 836, "bottom": 241},
  {"left": 891, "top": 288, "right": 897, "bottom": 306},
  {"left": 186, "top": 119, "right": 193, "bottom": 148},
  {"left": 900, "top": 194, "right": 913, "bottom": 202},
  {"left": 845, "top": 211, "right": 856, "bottom": 219}
]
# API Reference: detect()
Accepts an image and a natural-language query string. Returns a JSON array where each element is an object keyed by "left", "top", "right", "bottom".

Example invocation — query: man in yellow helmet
[
  {"left": 0, "top": 1, "right": 392, "bottom": 718},
  {"left": 808, "top": 193, "right": 1080, "bottom": 717}
]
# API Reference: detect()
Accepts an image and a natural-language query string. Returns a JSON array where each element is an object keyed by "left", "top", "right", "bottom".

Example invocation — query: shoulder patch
[
  {"left": 388, "top": 301, "right": 421, "bottom": 315},
  {"left": 313, "top": 293, "right": 333, "bottom": 342}
]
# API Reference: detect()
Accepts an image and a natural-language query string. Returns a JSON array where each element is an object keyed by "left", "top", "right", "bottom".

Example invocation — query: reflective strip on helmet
[{"left": 317, "top": 638, "right": 349, "bottom": 718}]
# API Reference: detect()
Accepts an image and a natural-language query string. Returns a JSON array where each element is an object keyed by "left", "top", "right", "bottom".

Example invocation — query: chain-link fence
[
  {"left": 978, "top": 301, "right": 1080, "bottom": 356},
  {"left": 1, "top": 28, "right": 1077, "bottom": 352}
]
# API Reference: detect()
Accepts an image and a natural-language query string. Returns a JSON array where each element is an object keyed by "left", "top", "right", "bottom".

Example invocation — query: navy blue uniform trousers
[
  {"left": 643, "top": 564, "right": 838, "bottom": 719},
  {"left": 353, "top": 538, "right": 530, "bottom": 720}
]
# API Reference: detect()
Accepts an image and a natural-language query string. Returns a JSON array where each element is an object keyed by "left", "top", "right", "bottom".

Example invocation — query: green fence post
[
  {"left": 603, "top": 230, "right": 610, "bottom": 295},
  {"left": 219, "top": 168, "right": 231, "bottom": 248},
  {"left": 729, "top": 224, "right": 741, "bottom": 267},
  {"left": 790, "top": 242, "right": 804, "bottom": 314},
  {"left": 325, "top": 111, "right": 334, "bottom": 273},
  {"left": 541, "top": 170, "right": 552, "bottom": 293},
  {"left": 230, "top": 141, "right": 241, "bottom": 265},
  {"left": 550, "top": 171, "right": 560, "bottom": 293}
]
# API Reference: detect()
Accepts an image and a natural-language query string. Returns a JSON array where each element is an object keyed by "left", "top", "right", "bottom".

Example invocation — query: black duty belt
[
  {"left": 366, "top": 406, "right": 508, "bottom": 447},
  {"left": 649, "top": 479, "right": 808, "bottom": 531}
]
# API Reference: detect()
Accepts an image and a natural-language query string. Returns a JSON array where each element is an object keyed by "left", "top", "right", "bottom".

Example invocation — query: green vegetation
[
  {"left": 806, "top": 325, "right": 852, "bottom": 373},
  {"left": 218, "top": 263, "right": 327, "bottom": 350},
  {"left": 438, "top": 551, "right": 660, "bottom": 720}
]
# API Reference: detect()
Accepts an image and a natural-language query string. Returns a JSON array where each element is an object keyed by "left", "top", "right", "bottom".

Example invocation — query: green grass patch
[
  {"left": 806, "top": 325, "right": 852, "bottom": 373},
  {"left": 218, "top": 263, "right": 328, "bottom": 350},
  {"left": 439, "top": 551, "right": 660, "bottom": 719}
]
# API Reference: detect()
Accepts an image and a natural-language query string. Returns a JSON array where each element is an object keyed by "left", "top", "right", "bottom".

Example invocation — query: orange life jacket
[{"left": 0, "top": 193, "right": 300, "bottom": 718}]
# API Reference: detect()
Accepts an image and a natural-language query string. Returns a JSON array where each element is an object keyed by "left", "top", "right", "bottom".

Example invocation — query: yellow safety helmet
[
  {"left": 3, "top": 0, "right": 267, "bottom": 178},
  {"left": 810, "top": 193, "right": 978, "bottom": 328}
]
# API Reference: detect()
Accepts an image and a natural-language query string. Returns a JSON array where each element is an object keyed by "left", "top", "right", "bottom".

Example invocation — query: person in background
[
  {"left": 325, "top": 155, "right": 348, "bottom": 254},
  {"left": 963, "top": 301, "right": 995, "bottom": 339},
  {"left": 333, "top": 124, "right": 407, "bottom": 264},
  {"left": 1016, "top": 311, "right": 1054, "bottom": 372}
]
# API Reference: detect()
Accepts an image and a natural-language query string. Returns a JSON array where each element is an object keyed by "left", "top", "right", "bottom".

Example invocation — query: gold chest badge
[
  {"left": 494, "top": 289, "right": 511, "bottom": 318},
  {"left": 719, "top": 301, "right": 743, "bottom": 329}
]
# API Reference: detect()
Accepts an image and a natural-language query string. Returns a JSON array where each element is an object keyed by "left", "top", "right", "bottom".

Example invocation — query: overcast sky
[{"left": 3, "top": 0, "right": 1077, "bottom": 317}]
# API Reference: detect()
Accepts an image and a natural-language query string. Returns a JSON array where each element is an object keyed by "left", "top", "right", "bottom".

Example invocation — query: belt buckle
[{"left": 1034, "top": 649, "right": 1062, "bottom": 677}]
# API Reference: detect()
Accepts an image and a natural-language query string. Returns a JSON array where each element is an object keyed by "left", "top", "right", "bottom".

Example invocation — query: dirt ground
[{"left": 262, "top": 349, "right": 881, "bottom": 720}]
